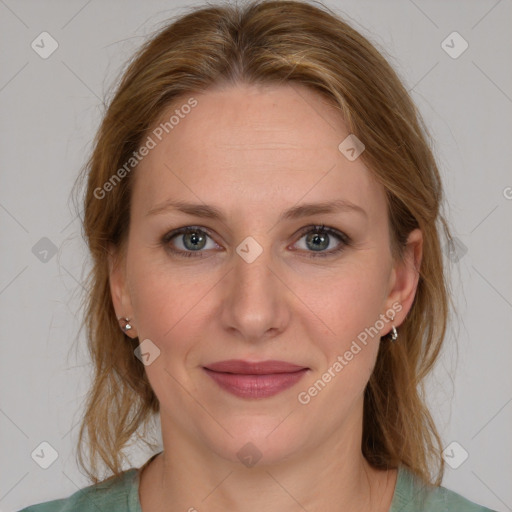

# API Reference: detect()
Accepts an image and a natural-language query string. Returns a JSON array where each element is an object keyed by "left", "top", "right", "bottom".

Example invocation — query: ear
[
  {"left": 108, "top": 243, "right": 138, "bottom": 338},
  {"left": 383, "top": 228, "right": 423, "bottom": 333}
]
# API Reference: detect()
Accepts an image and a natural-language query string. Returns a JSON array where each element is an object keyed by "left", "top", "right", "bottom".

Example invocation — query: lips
[
  {"left": 203, "top": 359, "right": 309, "bottom": 399},
  {"left": 204, "top": 359, "right": 307, "bottom": 374}
]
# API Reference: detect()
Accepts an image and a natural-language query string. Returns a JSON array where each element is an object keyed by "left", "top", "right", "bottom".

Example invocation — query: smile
[{"left": 202, "top": 360, "right": 309, "bottom": 399}]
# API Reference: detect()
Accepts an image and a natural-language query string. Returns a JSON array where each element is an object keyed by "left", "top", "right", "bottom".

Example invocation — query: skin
[{"left": 109, "top": 82, "right": 423, "bottom": 512}]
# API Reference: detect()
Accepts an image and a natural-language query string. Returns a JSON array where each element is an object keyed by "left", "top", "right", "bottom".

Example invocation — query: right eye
[{"left": 162, "top": 226, "right": 221, "bottom": 258}]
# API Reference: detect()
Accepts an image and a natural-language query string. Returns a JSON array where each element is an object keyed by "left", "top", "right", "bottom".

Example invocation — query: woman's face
[{"left": 110, "top": 82, "right": 421, "bottom": 466}]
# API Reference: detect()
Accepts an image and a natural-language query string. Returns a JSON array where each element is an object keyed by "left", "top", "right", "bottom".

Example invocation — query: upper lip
[{"left": 204, "top": 359, "right": 308, "bottom": 374}]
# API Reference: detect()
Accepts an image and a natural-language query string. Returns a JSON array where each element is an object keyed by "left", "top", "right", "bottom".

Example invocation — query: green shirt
[{"left": 18, "top": 459, "right": 497, "bottom": 512}]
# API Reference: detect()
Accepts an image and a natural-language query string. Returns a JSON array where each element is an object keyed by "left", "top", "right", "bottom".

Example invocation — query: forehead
[{"left": 132, "top": 82, "right": 385, "bottom": 219}]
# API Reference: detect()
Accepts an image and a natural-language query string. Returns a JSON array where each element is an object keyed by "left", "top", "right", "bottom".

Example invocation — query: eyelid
[
  {"left": 290, "top": 224, "right": 350, "bottom": 258},
  {"left": 293, "top": 224, "right": 349, "bottom": 244},
  {"left": 161, "top": 224, "right": 350, "bottom": 258},
  {"left": 162, "top": 225, "right": 222, "bottom": 252}
]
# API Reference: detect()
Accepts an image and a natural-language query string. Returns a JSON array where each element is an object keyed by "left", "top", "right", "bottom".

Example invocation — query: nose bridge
[{"left": 221, "top": 241, "right": 288, "bottom": 341}]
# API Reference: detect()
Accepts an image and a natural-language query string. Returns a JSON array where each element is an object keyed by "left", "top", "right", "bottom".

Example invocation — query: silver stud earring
[
  {"left": 119, "top": 317, "right": 132, "bottom": 332},
  {"left": 390, "top": 325, "right": 398, "bottom": 342}
]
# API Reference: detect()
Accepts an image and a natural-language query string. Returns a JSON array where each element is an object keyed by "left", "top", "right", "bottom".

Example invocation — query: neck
[{"left": 139, "top": 411, "right": 397, "bottom": 512}]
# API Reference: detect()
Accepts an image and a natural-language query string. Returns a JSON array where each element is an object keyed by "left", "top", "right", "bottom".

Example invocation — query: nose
[{"left": 220, "top": 245, "right": 291, "bottom": 344}]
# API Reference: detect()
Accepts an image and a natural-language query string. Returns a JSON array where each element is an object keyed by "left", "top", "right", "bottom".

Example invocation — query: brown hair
[{"left": 77, "top": 0, "right": 453, "bottom": 486}]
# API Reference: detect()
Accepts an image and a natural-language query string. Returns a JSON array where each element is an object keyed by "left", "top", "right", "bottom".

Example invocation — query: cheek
[
  {"left": 293, "top": 264, "right": 391, "bottom": 401},
  {"left": 293, "top": 260, "right": 391, "bottom": 341},
  {"left": 294, "top": 266, "right": 388, "bottom": 411},
  {"left": 132, "top": 277, "right": 200, "bottom": 349},
  {"left": 127, "top": 266, "right": 205, "bottom": 405},
  {"left": 130, "top": 271, "right": 198, "bottom": 344},
  {"left": 126, "top": 248, "right": 220, "bottom": 359}
]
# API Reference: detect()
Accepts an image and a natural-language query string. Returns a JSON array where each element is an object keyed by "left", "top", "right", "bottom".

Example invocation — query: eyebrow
[{"left": 146, "top": 199, "right": 367, "bottom": 221}]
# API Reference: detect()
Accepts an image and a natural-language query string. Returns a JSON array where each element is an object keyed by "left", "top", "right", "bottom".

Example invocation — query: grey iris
[
  {"left": 183, "top": 231, "right": 207, "bottom": 251},
  {"left": 306, "top": 231, "right": 329, "bottom": 251}
]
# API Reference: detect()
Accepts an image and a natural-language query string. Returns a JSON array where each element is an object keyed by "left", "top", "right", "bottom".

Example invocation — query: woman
[{"left": 19, "top": 0, "right": 497, "bottom": 510}]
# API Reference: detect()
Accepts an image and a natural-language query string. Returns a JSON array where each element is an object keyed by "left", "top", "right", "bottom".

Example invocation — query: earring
[
  {"left": 119, "top": 317, "right": 132, "bottom": 332},
  {"left": 390, "top": 325, "right": 398, "bottom": 342}
]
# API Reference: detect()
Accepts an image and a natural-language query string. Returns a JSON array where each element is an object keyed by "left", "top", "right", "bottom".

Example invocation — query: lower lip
[{"left": 203, "top": 368, "right": 308, "bottom": 399}]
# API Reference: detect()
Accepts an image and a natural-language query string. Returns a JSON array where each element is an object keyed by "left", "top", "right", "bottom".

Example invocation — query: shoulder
[
  {"left": 390, "top": 465, "right": 498, "bottom": 512},
  {"left": 17, "top": 468, "right": 140, "bottom": 512}
]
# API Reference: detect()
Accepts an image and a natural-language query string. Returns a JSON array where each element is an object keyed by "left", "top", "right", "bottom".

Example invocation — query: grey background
[{"left": 1, "top": 0, "right": 511, "bottom": 511}]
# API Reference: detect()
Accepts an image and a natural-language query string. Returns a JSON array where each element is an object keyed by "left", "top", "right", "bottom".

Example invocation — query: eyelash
[{"left": 161, "top": 224, "right": 351, "bottom": 259}]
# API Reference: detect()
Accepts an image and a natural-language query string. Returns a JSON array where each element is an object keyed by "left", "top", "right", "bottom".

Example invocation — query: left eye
[{"left": 292, "top": 225, "right": 349, "bottom": 257}]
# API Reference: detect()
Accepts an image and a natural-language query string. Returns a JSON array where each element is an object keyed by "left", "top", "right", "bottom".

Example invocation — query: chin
[{"left": 202, "top": 415, "right": 309, "bottom": 468}]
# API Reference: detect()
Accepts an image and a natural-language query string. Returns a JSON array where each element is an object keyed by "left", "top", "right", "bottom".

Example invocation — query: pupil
[
  {"left": 308, "top": 232, "right": 328, "bottom": 251},
  {"left": 186, "top": 231, "right": 205, "bottom": 250}
]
